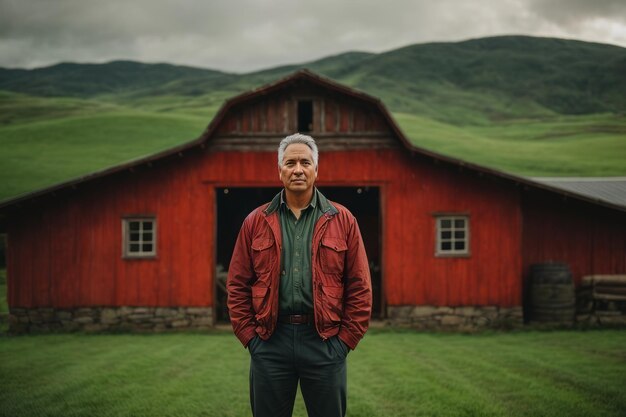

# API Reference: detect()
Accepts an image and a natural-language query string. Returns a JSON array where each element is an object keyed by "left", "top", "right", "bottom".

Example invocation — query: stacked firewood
[{"left": 577, "top": 275, "right": 626, "bottom": 314}]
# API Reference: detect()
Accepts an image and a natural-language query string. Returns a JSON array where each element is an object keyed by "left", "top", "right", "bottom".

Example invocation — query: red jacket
[{"left": 227, "top": 190, "right": 372, "bottom": 350}]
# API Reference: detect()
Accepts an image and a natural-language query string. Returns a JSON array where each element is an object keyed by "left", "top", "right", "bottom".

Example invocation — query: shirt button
[
  {"left": 282, "top": 270, "right": 286, "bottom": 275},
  {"left": 296, "top": 235, "right": 300, "bottom": 240}
]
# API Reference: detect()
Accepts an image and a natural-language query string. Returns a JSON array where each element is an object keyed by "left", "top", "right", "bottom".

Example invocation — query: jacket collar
[{"left": 264, "top": 187, "right": 338, "bottom": 216}]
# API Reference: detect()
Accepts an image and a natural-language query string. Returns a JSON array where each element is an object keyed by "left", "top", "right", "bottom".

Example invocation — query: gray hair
[{"left": 277, "top": 133, "right": 319, "bottom": 169}]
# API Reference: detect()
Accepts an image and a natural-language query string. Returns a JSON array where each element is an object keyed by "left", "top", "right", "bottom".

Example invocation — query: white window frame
[
  {"left": 434, "top": 214, "right": 470, "bottom": 257},
  {"left": 122, "top": 216, "right": 157, "bottom": 259}
]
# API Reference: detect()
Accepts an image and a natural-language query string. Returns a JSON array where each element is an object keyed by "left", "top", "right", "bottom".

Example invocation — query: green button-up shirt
[{"left": 278, "top": 189, "right": 324, "bottom": 314}]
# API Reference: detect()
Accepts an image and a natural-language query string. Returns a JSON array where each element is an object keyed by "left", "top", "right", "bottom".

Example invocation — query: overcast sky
[{"left": 1, "top": 0, "right": 625, "bottom": 72}]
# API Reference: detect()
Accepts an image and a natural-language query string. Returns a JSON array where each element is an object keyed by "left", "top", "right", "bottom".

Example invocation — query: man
[{"left": 227, "top": 133, "right": 372, "bottom": 417}]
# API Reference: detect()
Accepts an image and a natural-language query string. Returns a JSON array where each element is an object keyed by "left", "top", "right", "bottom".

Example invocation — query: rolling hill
[
  {"left": 1, "top": 35, "right": 625, "bottom": 201},
  {"left": 0, "top": 61, "right": 229, "bottom": 98},
  {"left": 2, "top": 36, "right": 625, "bottom": 121}
]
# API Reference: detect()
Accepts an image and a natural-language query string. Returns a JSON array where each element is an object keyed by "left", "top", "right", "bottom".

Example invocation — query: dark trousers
[{"left": 248, "top": 322, "right": 348, "bottom": 417}]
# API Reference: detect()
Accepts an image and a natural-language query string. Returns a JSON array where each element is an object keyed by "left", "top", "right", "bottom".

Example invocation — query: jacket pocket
[
  {"left": 320, "top": 237, "right": 348, "bottom": 274},
  {"left": 252, "top": 285, "right": 270, "bottom": 314},
  {"left": 251, "top": 237, "right": 274, "bottom": 275},
  {"left": 320, "top": 284, "right": 344, "bottom": 325}
]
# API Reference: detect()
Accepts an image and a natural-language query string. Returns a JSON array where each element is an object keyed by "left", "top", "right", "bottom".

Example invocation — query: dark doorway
[
  {"left": 215, "top": 186, "right": 382, "bottom": 322},
  {"left": 216, "top": 187, "right": 279, "bottom": 322},
  {"left": 319, "top": 186, "right": 382, "bottom": 318}
]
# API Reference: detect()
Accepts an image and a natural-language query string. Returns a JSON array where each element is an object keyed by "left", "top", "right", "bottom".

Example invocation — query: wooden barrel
[{"left": 529, "top": 263, "right": 575, "bottom": 323}]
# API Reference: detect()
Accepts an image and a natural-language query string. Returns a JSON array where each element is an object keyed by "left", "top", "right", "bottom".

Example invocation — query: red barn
[{"left": 1, "top": 70, "right": 624, "bottom": 332}]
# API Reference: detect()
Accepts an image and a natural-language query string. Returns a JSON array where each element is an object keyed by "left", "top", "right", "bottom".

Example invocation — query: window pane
[
  {"left": 441, "top": 231, "right": 452, "bottom": 239},
  {"left": 454, "top": 231, "right": 465, "bottom": 239},
  {"left": 441, "top": 219, "right": 451, "bottom": 228},
  {"left": 454, "top": 219, "right": 465, "bottom": 228},
  {"left": 454, "top": 241, "right": 465, "bottom": 250},
  {"left": 441, "top": 241, "right": 451, "bottom": 251},
  {"left": 124, "top": 218, "right": 156, "bottom": 257}
]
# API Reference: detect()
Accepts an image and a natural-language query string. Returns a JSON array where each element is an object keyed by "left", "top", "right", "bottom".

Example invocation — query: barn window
[
  {"left": 122, "top": 217, "right": 157, "bottom": 258},
  {"left": 435, "top": 215, "right": 469, "bottom": 257},
  {"left": 297, "top": 100, "right": 313, "bottom": 132}
]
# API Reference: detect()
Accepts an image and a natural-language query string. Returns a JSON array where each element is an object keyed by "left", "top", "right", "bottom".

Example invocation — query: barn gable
[{"left": 206, "top": 70, "right": 400, "bottom": 151}]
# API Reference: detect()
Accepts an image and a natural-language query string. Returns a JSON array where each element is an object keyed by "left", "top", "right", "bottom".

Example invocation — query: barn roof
[
  {"left": 0, "top": 69, "right": 625, "bottom": 217},
  {"left": 530, "top": 177, "right": 626, "bottom": 209}
]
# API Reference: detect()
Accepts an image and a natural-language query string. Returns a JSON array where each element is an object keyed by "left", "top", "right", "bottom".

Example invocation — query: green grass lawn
[{"left": 0, "top": 329, "right": 624, "bottom": 417}]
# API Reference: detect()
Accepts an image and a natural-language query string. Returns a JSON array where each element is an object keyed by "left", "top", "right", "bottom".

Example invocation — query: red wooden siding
[
  {"left": 8, "top": 154, "right": 213, "bottom": 308},
  {"left": 522, "top": 191, "right": 626, "bottom": 286},
  {"left": 376, "top": 153, "right": 522, "bottom": 307},
  {"left": 8, "top": 147, "right": 523, "bottom": 309}
]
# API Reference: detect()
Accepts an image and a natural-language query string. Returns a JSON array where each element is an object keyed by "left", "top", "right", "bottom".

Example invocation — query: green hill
[
  {"left": 346, "top": 36, "right": 626, "bottom": 117},
  {"left": 1, "top": 35, "right": 625, "bottom": 202},
  {"left": 0, "top": 61, "right": 228, "bottom": 98},
  {"left": 2, "top": 36, "right": 625, "bottom": 121}
]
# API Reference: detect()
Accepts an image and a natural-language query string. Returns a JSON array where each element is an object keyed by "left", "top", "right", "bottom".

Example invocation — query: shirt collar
[{"left": 280, "top": 188, "right": 318, "bottom": 211}]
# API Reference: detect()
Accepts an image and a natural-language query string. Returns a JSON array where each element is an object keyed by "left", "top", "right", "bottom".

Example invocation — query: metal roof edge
[
  {"left": 528, "top": 176, "right": 626, "bottom": 211},
  {"left": 531, "top": 176, "right": 626, "bottom": 182}
]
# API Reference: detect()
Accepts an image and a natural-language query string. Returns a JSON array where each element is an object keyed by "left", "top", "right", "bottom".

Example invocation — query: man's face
[{"left": 279, "top": 143, "right": 318, "bottom": 194}]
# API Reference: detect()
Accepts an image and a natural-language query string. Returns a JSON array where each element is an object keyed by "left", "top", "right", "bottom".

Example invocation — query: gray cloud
[
  {"left": 1, "top": 0, "right": 625, "bottom": 71},
  {"left": 527, "top": 0, "right": 626, "bottom": 25}
]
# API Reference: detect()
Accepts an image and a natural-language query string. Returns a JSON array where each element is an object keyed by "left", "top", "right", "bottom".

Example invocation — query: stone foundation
[
  {"left": 576, "top": 311, "right": 626, "bottom": 326},
  {"left": 8, "top": 306, "right": 214, "bottom": 333},
  {"left": 576, "top": 299, "right": 626, "bottom": 327},
  {"left": 386, "top": 305, "right": 524, "bottom": 330}
]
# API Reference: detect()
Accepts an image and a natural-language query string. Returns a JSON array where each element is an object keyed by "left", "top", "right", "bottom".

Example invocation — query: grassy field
[
  {"left": 0, "top": 109, "right": 210, "bottom": 201},
  {"left": 0, "top": 329, "right": 624, "bottom": 417},
  {"left": 395, "top": 112, "right": 626, "bottom": 176}
]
